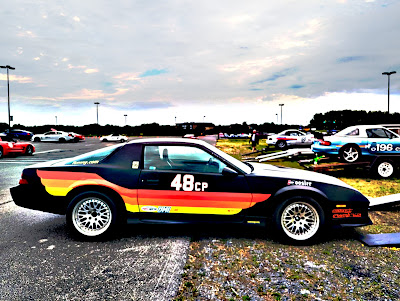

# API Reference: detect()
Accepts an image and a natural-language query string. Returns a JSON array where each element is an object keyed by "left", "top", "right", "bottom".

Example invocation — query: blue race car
[
  {"left": 3, "top": 129, "right": 34, "bottom": 141},
  {"left": 312, "top": 125, "right": 400, "bottom": 176}
]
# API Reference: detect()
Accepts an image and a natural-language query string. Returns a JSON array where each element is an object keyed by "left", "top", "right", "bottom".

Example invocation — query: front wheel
[
  {"left": 66, "top": 192, "right": 119, "bottom": 239},
  {"left": 0, "top": 146, "right": 3, "bottom": 158},
  {"left": 273, "top": 196, "right": 324, "bottom": 244},
  {"left": 276, "top": 140, "right": 287, "bottom": 150},
  {"left": 25, "top": 145, "right": 34, "bottom": 155},
  {"left": 34, "top": 137, "right": 41, "bottom": 142}
]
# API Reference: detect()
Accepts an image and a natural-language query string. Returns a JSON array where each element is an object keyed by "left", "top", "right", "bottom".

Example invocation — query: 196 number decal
[{"left": 171, "top": 174, "right": 208, "bottom": 191}]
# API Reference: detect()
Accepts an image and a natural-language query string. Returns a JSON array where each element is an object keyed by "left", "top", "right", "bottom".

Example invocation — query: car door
[
  {"left": 137, "top": 143, "right": 253, "bottom": 222},
  {"left": 367, "top": 128, "right": 400, "bottom": 155},
  {"left": 42, "top": 132, "right": 53, "bottom": 141}
]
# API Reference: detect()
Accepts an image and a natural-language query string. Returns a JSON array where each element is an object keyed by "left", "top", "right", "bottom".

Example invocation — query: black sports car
[{"left": 11, "top": 138, "right": 371, "bottom": 243}]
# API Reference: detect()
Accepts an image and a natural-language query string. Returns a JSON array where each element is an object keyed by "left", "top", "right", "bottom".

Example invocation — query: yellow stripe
[{"left": 125, "top": 203, "right": 140, "bottom": 213}]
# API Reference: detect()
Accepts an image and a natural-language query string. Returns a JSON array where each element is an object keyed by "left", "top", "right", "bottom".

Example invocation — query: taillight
[
  {"left": 19, "top": 172, "right": 29, "bottom": 185},
  {"left": 19, "top": 178, "right": 29, "bottom": 185},
  {"left": 318, "top": 139, "right": 331, "bottom": 146}
]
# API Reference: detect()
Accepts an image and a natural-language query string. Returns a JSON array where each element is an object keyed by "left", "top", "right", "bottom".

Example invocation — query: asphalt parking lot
[{"left": 0, "top": 136, "right": 216, "bottom": 300}]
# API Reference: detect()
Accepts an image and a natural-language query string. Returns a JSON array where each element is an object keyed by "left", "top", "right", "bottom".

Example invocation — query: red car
[
  {"left": 0, "top": 134, "right": 35, "bottom": 158},
  {"left": 69, "top": 132, "right": 85, "bottom": 142}
]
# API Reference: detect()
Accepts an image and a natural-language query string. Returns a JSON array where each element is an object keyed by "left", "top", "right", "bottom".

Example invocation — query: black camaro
[{"left": 11, "top": 138, "right": 371, "bottom": 243}]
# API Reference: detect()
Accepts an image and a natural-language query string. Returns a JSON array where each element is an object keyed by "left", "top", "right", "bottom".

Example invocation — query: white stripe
[{"left": 34, "top": 149, "right": 62, "bottom": 154}]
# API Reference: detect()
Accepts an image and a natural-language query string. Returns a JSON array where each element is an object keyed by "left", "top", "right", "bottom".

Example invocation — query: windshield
[
  {"left": 205, "top": 143, "right": 252, "bottom": 173},
  {"left": 63, "top": 144, "right": 122, "bottom": 165}
]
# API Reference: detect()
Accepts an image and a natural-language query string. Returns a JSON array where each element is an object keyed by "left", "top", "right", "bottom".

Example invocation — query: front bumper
[{"left": 10, "top": 184, "right": 68, "bottom": 215}]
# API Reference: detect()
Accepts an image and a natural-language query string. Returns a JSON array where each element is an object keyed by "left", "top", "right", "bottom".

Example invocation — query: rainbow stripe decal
[
  {"left": 36, "top": 170, "right": 271, "bottom": 215},
  {"left": 37, "top": 170, "right": 139, "bottom": 213}
]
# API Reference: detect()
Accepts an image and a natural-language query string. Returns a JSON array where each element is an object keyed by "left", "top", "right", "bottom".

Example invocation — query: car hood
[{"left": 249, "top": 162, "right": 357, "bottom": 191}]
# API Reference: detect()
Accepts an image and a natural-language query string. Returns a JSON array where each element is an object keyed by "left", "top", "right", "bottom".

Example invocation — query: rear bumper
[{"left": 10, "top": 184, "right": 68, "bottom": 215}]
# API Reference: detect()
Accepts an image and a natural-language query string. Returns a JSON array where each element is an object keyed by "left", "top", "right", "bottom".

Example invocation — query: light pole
[
  {"left": 382, "top": 71, "right": 396, "bottom": 114},
  {"left": 279, "top": 104, "right": 284, "bottom": 125},
  {"left": 276, "top": 113, "right": 278, "bottom": 123},
  {"left": 0, "top": 65, "right": 15, "bottom": 130},
  {"left": 55, "top": 116, "right": 57, "bottom": 126},
  {"left": 94, "top": 102, "right": 100, "bottom": 124},
  {"left": 124, "top": 114, "right": 127, "bottom": 126}
]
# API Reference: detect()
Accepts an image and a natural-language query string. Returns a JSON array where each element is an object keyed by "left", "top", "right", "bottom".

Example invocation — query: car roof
[{"left": 127, "top": 137, "right": 211, "bottom": 147}]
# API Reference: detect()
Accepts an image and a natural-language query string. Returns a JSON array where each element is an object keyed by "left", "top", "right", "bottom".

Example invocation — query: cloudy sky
[{"left": 0, "top": 0, "right": 399, "bottom": 127}]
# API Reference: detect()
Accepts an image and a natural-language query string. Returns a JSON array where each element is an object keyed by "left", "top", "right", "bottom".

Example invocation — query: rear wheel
[
  {"left": 66, "top": 191, "right": 120, "bottom": 239},
  {"left": 59, "top": 138, "right": 66, "bottom": 143},
  {"left": 0, "top": 146, "right": 3, "bottom": 158},
  {"left": 273, "top": 196, "right": 324, "bottom": 244},
  {"left": 340, "top": 145, "right": 361, "bottom": 163},
  {"left": 34, "top": 137, "right": 41, "bottom": 142}
]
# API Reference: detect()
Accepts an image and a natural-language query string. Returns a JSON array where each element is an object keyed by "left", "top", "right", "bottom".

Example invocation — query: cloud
[
  {"left": 337, "top": 56, "right": 365, "bottom": 63},
  {"left": 0, "top": 74, "right": 33, "bottom": 84},
  {"left": 84, "top": 68, "right": 99, "bottom": 74}
]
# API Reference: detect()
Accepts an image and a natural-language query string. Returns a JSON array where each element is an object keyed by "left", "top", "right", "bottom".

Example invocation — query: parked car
[
  {"left": 11, "top": 138, "right": 371, "bottom": 244},
  {"left": 100, "top": 134, "right": 128, "bottom": 142},
  {"left": 32, "top": 131, "right": 75, "bottom": 142},
  {"left": 69, "top": 132, "right": 85, "bottom": 142},
  {"left": 312, "top": 125, "right": 400, "bottom": 174},
  {"left": 3, "top": 129, "right": 34, "bottom": 141},
  {"left": 0, "top": 134, "right": 35, "bottom": 158},
  {"left": 267, "top": 129, "right": 314, "bottom": 150}
]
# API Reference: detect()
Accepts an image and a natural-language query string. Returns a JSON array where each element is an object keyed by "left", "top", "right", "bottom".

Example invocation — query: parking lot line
[{"left": 34, "top": 149, "right": 62, "bottom": 154}]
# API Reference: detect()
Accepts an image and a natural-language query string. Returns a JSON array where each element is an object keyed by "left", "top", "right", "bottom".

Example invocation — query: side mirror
[{"left": 222, "top": 167, "right": 238, "bottom": 177}]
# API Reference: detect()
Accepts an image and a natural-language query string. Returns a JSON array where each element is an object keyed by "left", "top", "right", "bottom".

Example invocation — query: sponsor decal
[
  {"left": 287, "top": 179, "right": 312, "bottom": 187},
  {"left": 131, "top": 161, "right": 139, "bottom": 169},
  {"left": 157, "top": 206, "right": 171, "bottom": 213},
  {"left": 141, "top": 206, "right": 157, "bottom": 212},
  {"left": 332, "top": 208, "right": 361, "bottom": 218}
]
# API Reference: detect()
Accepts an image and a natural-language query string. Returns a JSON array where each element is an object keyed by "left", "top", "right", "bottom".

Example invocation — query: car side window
[
  {"left": 366, "top": 128, "right": 389, "bottom": 138},
  {"left": 143, "top": 145, "right": 227, "bottom": 173},
  {"left": 346, "top": 129, "right": 359, "bottom": 136}
]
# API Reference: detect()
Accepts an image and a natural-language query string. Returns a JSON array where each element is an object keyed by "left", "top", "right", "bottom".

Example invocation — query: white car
[
  {"left": 32, "top": 131, "right": 74, "bottom": 142},
  {"left": 100, "top": 134, "right": 128, "bottom": 142},
  {"left": 267, "top": 129, "right": 314, "bottom": 150}
]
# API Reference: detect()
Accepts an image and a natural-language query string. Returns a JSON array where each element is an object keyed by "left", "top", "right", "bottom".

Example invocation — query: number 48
[{"left": 171, "top": 174, "right": 208, "bottom": 192}]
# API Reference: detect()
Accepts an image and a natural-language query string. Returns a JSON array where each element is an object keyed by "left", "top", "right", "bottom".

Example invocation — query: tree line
[{"left": 1, "top": 110, "right": 399, "bottom": 136}]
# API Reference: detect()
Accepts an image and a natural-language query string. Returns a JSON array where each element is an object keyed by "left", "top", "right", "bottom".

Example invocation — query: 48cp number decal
[{"left": 171, "top": 174, "right": 209, "bottom": 192}]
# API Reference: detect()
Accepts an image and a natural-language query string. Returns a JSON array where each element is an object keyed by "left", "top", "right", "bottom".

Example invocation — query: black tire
[
  {"left": 276, "top": 140, "right": 287, "bottom": 150},
  {"left": 25, "top": 145, "right": 34, "bottom": 156},
  {"left": 102, "top": 139, "right": 108, "bottom": 142},
  {"left": 59, "top": 138, "right": 66, "bottom": 143},
  {"left": 34, "top": 137, "right": 41, "bottom": 142},
  {"left": 0, "top": 146, "right": 3, "bottom": 159},
  {"left": 339, "top": 144, "right": 361, "bottom": 163},
  {"left": 66, "top": 191, "right": 120, "bottom": 239},
  {"left": 273, "top": 196, "right": 325, "bottom": 244},
  {"left": 120, "top": 139, "right": 126, "bottom": 143},
  {"left": 372, "top": 159, "right": 396, "bottom": 178},
  {"left": 74, "top": 137, "right": 79, "bottom": 143}
]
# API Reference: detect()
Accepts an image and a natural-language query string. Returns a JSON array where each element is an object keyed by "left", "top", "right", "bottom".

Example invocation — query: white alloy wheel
[
  {"left": 72, "top": 197, "right": 112, "bottom": 236},
  {"left": 341, "top": 146, "right": 360, "bottom": 162},
  {"left": 377, "top": 161, "right": 394, "bottom": 178},
  {"left": 280, "top": 201, "right": 320, "bottom": 241}
]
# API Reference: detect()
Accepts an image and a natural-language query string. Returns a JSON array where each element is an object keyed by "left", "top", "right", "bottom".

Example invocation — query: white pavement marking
[
  {"left": 34, "top": 149, "right": 62, "bottom": 154},
  {"left": 0, "top": 160, "right": 47, "bottom": 164}
]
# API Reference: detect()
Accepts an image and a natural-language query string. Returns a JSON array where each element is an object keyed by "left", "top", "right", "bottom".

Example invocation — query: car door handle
[{"left": 141, "top": 179, "right": 160, "bottom": 185}]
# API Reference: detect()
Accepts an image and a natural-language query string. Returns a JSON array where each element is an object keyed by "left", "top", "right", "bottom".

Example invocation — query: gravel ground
[{"left": 174, "top": 223, "right": 400, "bottom": 300}]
